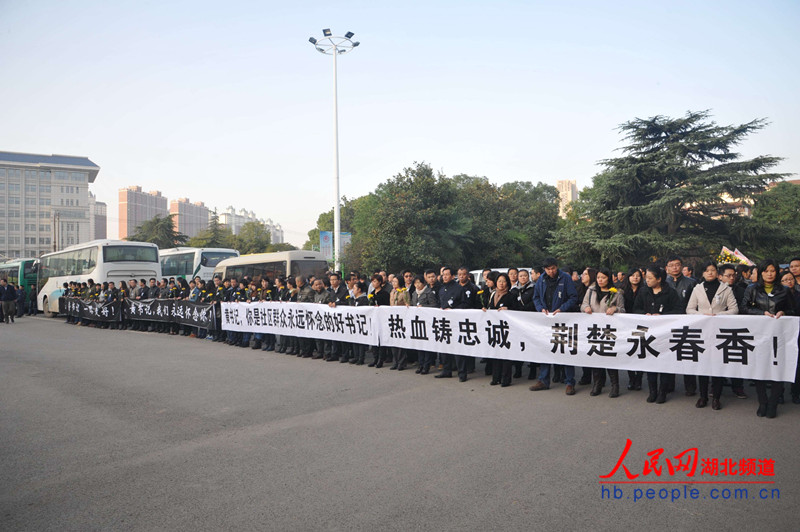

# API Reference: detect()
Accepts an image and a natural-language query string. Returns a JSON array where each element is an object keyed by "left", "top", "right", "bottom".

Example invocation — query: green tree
[
  {"left": 548, "top": 111, "right": 787, "bottom": 267},
  {"left": 234, "top": 221, "right": 272, "bottom": 255},
  {"left": 127, "top": 214, "right": 188, "bottom": 249},
  {"left": 751, "top": 181, "right": 800, "bottom": 260},
  {"left": 187, "top": 209, "right": 235, "bottom": 249}
]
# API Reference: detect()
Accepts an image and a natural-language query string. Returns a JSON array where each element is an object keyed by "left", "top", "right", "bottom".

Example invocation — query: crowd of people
[
  {"left": 0, "top": 278, "right": 36, "bottom": 323},
  {"left": 57, "top": 255, "right": 800, "bottom": 419}
]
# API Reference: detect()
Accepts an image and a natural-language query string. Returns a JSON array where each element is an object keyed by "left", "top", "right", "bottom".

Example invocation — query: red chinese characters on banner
[{"left": 600, "top": 439, "right": 775, "bottom": 480}]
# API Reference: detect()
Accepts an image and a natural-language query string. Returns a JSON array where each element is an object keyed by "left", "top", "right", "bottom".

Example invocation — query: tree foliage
[
  {"left": 233, "top": 221, "right": 272, "bottom": 254},
  {"left": 304, "top": 162, "right": 561, "bottom": 272},
  {"left": 548, "top": 111, "right": 788, "bottom": 268},
  {"left": 127, "top": 214, "right": 188, "bottom": 249},
  {"left": 187, "top": 210, "right": 235, "bottom": 249},
  {"left": 750, "top": 181, "right": 800, "bottom": 260}
]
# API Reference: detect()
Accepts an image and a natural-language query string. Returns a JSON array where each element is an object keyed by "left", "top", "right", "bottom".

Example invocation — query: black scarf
[{"left": 703, "top": 279, "right": 720, "bottom": 304}]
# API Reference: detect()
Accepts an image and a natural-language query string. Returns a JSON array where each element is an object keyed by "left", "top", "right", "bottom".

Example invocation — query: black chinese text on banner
[{"left": 221, "top": 301, "right": 377, "bottom": 345}]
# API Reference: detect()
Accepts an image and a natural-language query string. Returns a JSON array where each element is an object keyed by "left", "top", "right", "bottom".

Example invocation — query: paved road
[{"left": 1, "top": 316, "right": 798, "bottom": 531}]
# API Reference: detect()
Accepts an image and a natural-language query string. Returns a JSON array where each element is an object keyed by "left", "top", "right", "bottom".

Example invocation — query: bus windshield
[
  {"left": 201, "top": 251, "right": 238, "bottom": 268},
  {"left": 103, "top": 245, "right": 158, "bottom": 263}
]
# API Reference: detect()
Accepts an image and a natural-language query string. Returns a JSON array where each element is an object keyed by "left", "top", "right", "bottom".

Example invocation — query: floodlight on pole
[{"left": 308, "top": 29, "right": 359, "bottom": 275}]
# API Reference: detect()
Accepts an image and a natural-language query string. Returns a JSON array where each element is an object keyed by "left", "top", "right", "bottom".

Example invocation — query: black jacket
[
  {"left": 514, "top": 282, "right": 536, "bottom": 311},
  {"left": 438, "top": 280, "right": 469, "bottom": 310},
  {"left": 487, "top": 291, "right": 518, "bottom": 311},
  {"left": 633, "top": 285, "right": 681, "bottom": 315},
  {"left": 740, "top": 283, "right": 794, "bottom": 316},
  {"left": 459, "top": 281, "right": 481, "bottom": 309}
]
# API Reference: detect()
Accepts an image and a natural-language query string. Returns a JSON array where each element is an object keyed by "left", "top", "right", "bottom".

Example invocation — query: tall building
[
  {"left": 557, "top": 179, "right": 578, "bottom": 218},
  {"left": 0, "top": 151, "right": 100, "bottom": 258},
  {"left": 219, "top": 206, "right": 283, "bottom": 243},
  {"left": 169, "top": 197, "right": 210, "bottom": 238},
  {"left": 88, "top": 192, "right": 107, "bottom": 240},
  {"left": 118, "top": 186, "right": 168, "bottom": 239}
]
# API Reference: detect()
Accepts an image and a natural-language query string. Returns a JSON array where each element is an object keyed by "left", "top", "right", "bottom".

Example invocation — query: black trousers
[
  {"left": 647, "top": 372, "right": 671, "bottom": 392},
  {"left": 492, "top": 358, "right": 512, "bottom": 385},
  {"left": 755, "top": 380, "right": 784, "bottom": 406},
  {"left": 698, "top": 376, "right": 723, "bottom": 399}
]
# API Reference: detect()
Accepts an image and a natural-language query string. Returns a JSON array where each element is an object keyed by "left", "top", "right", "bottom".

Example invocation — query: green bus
[{"left": 0, "top": 258, "right": 37, "bottom": 294}]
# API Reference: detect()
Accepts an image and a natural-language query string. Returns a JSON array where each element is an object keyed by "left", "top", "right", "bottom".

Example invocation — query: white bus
[
  {"left": 213, "top": 250, "right": 329, "bottom": 283},
  {"left": 159, "top": 247, "right": 239, "bottom": 280},
  {"left": 37, "top": 239, "right": 161, "bottom": 316}
]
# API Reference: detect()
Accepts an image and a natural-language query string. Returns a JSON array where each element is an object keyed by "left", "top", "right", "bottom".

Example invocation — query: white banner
[
  {"left": 221, "top": 301, "right": 378, "bottom": 345},
  {"left": 221, "top": 303, "right": 799, "bottom": 381}
]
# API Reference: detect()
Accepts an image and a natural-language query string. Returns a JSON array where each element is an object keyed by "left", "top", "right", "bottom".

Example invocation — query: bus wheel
[{"left": 43, "top": 297, "right": 55, "bottom": 318}]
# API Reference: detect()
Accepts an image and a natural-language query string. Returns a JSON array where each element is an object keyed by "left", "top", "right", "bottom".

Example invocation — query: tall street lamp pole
[{"left": 309, "top": 29, "right": 359, "bottom": 274}]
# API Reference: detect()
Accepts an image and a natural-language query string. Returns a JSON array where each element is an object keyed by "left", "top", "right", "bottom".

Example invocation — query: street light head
[
  {"left": 352, "top": 41, "right": 360, "bottom": 47},
  {"left": 322, "top": 28, "right": 332, "bottom": 36},
  {"left": 316, "top": 47, "right": 325, "bottom": 53},
  {"left": 344, "top": 31, "right": 354, "bottom": 39},
  {"left": 309, "top": 37, "right": 317, "bottom": 44}
]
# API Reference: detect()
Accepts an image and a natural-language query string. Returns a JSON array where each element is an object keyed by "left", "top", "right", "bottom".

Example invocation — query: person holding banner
[
  {"left": 666, "top": 255, "right": 699, "bottom": 397},
  {"left": 485, "top": 273, "right": 518, "bottom": 387},
  {"left": 686, "top": 260, "right": 739, "bottom": 410},
  {"left": 740, "top": 258, "right": 795, "bottom": 418},
  {"left": 434, "top": 267, "right": 472, "bottom": 382},
  {"left": 389, "top": 276, "right": 410, "bottom": 370},
  {"left": 410, "top": 275, "right": 438, "bottom": 374},
  {"left": 581, "top": 268, "right": 625, "bottom": 398},
  {"left": 529, "top": 257, "right": 579, "bottom": 394},
  {"left": 348, "top": 281, "right": 370, "bottom": 366},
  {"left": 634, "top": 265, "right": 681, "bottom": 404},
  {"left": 622, "top": 268, "right": 644, "bottom": 391}
]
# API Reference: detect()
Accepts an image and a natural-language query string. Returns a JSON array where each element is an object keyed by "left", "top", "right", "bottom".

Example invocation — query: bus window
[
  {"left": 291, "top": 260, "right": 328, "bottom": 280},
  {"left": 103, "top": 245, "right": 158, "bottom": 263},
  {"left": 200, "top": 251, "right": 238, "bottom": 268}
]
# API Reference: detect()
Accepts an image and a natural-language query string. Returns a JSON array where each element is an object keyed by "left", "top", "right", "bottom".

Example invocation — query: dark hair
[
  {"left": 779, "top": 269, "right": 794, "bottom": 282},
  {"left": 412, "top": 276, "right": 425, "bottom": 287},
  {"left": 583, "top": 267, "right": 598, "bottom": 287},
  {"left": 401, "top": 269, "right": 414, "bottom": 277},
  {"left": 329, "top": 272, "right": 340, "bottom": 280},
  {"left": 790, "top": 257, "right": 800, "bottom": 263},
  {"left": 495, "top": 272, "right": 511, "bottom": 290},
  {"left": 595, "top": 268, "right": 612, "bottom": 289},
  {"left": 645, "top": 265, "right": 667, "bottom": 288},
  {"left": 666, "top": 255, "right": 683, "bottom": 265},
  {"left": 756, "top": 258, "right": 780, "bottom": 286},
  {"left": 518, "top": 269, "right": 529, "bottom": 276},
  {"left": 393, "top": 275, "right": 405, "bottom": 289},
  {"left": 371, "top": 274, "right": 384, "bottom": 285},
  {"left": 699, "top": 259, "right": 717, "bottom": 274},
  {"left": 533, "top": 266, "right": 544, "bottom": 275},
  {"left": 355, "top": 281, "right": 367, "bottom": 294},
  {"left": 507, "top": 267, "right": 519, "bottom": 274},
  {"left": 542, "top": 257, "right": 558, "bottom": 268},
  {"left": 718, "top": 264, "right": 736, "bottom": 276},
  {"left": 179, "top": 278, "right": 189, "bottom": 290},
  {"left": 441, "top": 266, "right": 454, "bottom": 276},
  {"left": 684, "top": 264, "right": 695, "bottom": 275},
  {"left": 482, "top": 268, "right": 491, "bottom": 274},
  {"left": 458, "top": 266, "right": 469, "bottom": 273}
]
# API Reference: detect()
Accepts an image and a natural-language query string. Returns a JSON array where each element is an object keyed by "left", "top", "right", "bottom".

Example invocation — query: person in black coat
[
  {"left": 633, "top": 265, "right": 681, "bottom": 404},
  {"left": 348, "top": 281, "right": 370, "bottom": 366},
  {"left": 484, "top": 273, "right": 518, "bottom": 387},
  {"left": 622, "top": 268, "right": 644, "bottom": 390},
  {"left": 513, "top": 269, "right": 538, "bottom": 380},
  {"left": 740, "top": 259, "right": 795, "bottom": 418},
  {"left": 434, "top": 267, "right": 471, "bottom": 382}
]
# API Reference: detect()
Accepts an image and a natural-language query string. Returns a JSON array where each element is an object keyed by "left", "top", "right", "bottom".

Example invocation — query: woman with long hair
[
  {"left": 686, "top": 260, "right": 738, "bottom": 410},
  {"left": 576, "top": 268, "right": 597, "bottom": 386},
  {"left": 389, "top": 275, "right": 410, "bottom": 370},
  {"left": 484, "top": 273, "right": 518, "bottom": 387},
  {"left": 581, "top": 268, "right": 625, "bottom": 397},
  {"left": 633, "top": 265, "right": 680, "bottom": 404},
  {"left": 410, "top": 275, "right": 438, "bottom": 374},
  {"left": 740, "top": 259, "right": 795, "bottom": 418},
  {"left": 622, "top": 268, "right": 644, "bottom": 390}
]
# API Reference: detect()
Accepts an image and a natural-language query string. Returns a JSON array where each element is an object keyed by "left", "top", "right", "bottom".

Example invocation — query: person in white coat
[{"left": 686, "top": 260, "right": 739, "bottom": 410}]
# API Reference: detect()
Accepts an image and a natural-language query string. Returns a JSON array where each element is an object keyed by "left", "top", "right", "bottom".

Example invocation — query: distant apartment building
[
  {"left": 219, "top": 206, "right": 284, "bottom": 243},
  {"left": 88, "top": 192, "right": 107, "bottom": 240},
  {"left": 118, "top": 186, "right": 168, "bottom": 239},
  {"left": 169, "top": 197, "right": 210, "bottom": 238},
  {"left": 557, "top": 179, "right": 578, "bottom": 218},
  {"left": 0, "top": 151, "right": 100, "bottom": 258}
]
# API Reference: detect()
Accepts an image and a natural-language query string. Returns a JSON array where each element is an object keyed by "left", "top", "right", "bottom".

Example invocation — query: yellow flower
[
  {"left": 368, "top": 294, "right": 373, "bottom": 299},
  {"left": 609, "top": 287, "right": 618, "bottom": 293},
  {"left": 477, "top": 290, "right": 484, "bottom": 295}
]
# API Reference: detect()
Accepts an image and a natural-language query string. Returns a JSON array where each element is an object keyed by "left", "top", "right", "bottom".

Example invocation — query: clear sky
[{"left": 1, "top": 0, "right": 798, "bottom": 246}]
